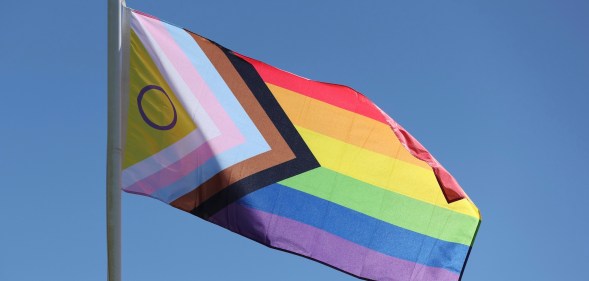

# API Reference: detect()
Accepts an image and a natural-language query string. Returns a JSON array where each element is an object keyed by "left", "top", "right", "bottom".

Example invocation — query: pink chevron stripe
[{"left": 124, "top": 132, "right": 245, "bottom": 195}]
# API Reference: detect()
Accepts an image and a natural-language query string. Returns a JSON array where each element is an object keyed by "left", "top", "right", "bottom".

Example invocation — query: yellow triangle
[{"left": 124, "top": 30, "right": 198, "bottom": 169}]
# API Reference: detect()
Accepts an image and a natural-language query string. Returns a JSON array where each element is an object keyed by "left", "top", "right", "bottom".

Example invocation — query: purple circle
[{"left": 137, "top": 85, "right": 177, "bottom": 130}]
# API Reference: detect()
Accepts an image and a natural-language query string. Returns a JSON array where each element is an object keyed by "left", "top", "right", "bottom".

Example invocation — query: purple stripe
[{"left": 210, "top": 202, "right": 459, "bottom": 281}]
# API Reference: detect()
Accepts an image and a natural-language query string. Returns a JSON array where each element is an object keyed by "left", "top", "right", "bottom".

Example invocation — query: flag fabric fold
[{"left": 122, "top": 8, "right": 480, "bottom": 281}]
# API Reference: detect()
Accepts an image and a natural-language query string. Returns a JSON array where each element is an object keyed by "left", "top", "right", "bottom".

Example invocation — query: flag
[{"left": 122, "top": 8, "right": 480, "bottom": 281}]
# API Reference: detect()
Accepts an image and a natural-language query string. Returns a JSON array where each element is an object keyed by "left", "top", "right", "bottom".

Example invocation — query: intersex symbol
[{"left": 137, "top": 85, "right": 177, "bottom": 130}]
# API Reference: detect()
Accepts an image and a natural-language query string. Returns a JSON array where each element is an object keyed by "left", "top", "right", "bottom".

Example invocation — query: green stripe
[{"left": 279, "top": 167, "right": 479, "bottom": 246}]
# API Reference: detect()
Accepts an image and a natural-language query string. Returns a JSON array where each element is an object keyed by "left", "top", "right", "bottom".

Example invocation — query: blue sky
[{"left": 2, "top": 0, "right": 588, "bottom": 280}]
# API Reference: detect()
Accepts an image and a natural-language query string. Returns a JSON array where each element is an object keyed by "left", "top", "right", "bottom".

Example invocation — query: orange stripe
[{"left": 268, "top": 83, "right": 430, "bottom": 170}]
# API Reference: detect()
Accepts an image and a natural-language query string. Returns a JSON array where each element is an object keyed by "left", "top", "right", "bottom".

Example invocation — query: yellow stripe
[
  {"left": 268, "top": 83, "right": 430, "bottom": 170},
  {"left": 296, "top": 126, "right": 480, "bottom": 218}
]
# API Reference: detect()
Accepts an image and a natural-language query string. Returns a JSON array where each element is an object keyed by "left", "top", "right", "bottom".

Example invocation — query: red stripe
[{"left": 236, "top": 53, "right": 389, "bottom": 123}]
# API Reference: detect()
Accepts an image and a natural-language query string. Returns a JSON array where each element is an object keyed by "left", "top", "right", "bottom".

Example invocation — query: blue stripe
[{"left": 238, "top": 183, "right": 469, "bottom": 273}]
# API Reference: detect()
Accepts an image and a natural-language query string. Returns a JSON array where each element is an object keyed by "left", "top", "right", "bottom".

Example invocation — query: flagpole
[{"left": 107, "top": 0, "right": 126, "bottom": 280}]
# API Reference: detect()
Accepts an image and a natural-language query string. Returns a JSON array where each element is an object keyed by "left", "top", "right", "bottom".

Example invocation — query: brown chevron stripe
[{"left": 171, "top": 34, "right": 296, "bottom": 212}]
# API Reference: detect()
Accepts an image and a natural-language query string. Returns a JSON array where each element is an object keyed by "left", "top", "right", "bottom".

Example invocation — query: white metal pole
[{"left": 107, "top": 0, "right": 126, "bottom": 280}]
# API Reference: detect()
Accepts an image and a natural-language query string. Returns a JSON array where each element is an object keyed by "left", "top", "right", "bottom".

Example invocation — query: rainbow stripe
[{"left": 123, "top": 8, "right": 480, "bottom": 281}]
